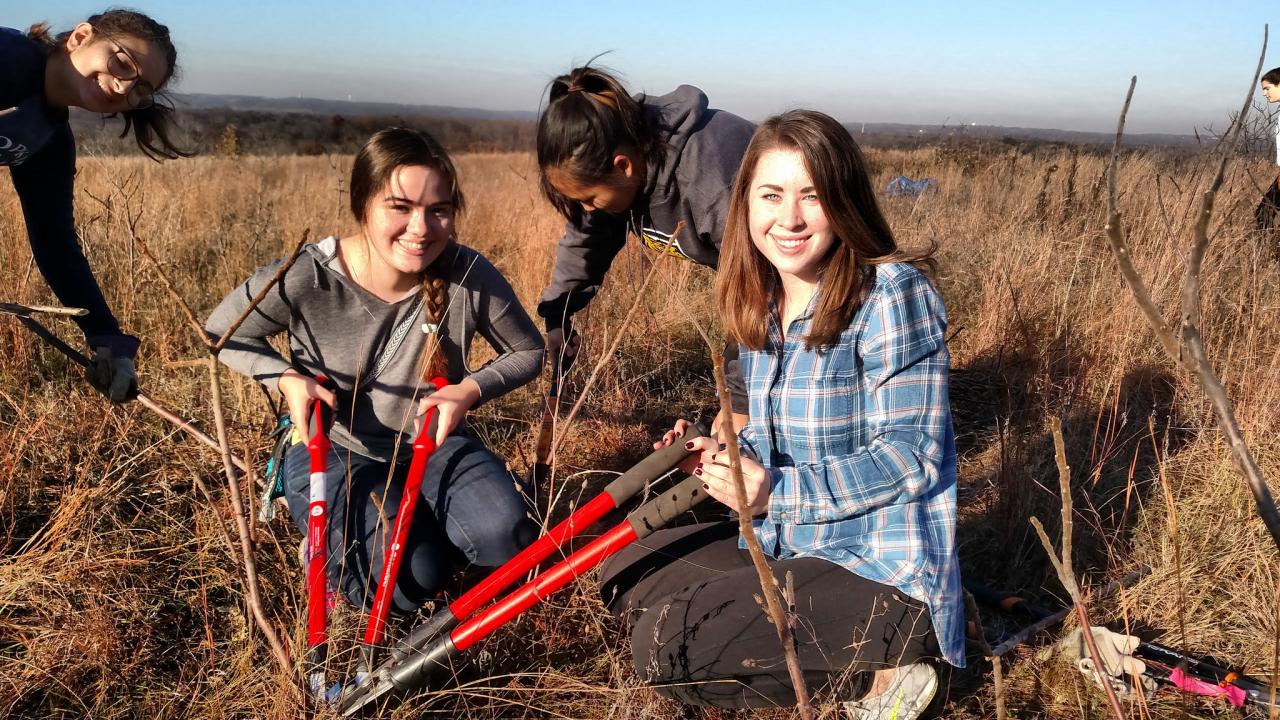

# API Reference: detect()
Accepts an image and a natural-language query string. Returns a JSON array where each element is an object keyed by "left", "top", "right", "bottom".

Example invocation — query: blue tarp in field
[{"left": 885, "top": 175, "right": 938, "bottom": 197}]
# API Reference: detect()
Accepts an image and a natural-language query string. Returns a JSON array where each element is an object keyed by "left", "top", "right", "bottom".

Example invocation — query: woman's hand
[
  {"left": 278, "top": 368, "right": 337, "bottom": 438},
  {"left": 654, "top": 418, "right": 701, "bottom": 474},
  {"left": 692, "top": 442, "right": 771, "bottom": 516},
  {"left": 417, "top": 378, "right": 481, "bottom": 446}
]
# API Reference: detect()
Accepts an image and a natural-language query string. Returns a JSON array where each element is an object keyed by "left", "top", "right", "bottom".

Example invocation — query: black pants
[
  {"left": 1257, "top": 177, "right": 1280, "bottom": 231},
  {"left": 598, "top": 522, "right": 939, "bottom": 709}
]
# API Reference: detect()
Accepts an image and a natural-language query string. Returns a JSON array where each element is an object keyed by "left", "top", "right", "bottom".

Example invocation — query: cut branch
[{"left": 1030, "top": 418, "right": 1127, "bottom": 720}]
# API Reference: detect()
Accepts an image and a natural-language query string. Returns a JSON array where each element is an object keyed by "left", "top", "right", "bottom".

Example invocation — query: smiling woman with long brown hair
[{"left": 1, "top": 8, "right": 189, "bottom": 401}]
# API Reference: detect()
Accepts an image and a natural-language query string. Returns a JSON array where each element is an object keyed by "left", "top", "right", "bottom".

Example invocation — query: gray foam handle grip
[
  {"left": 603, "top": 422, "right": 708, "bottom": 505},
  {"left": 626, "top": 474, "right": 709, "bottom": 540}
]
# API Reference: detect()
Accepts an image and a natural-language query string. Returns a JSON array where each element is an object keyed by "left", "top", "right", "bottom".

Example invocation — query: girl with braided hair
[
  {"left": 206, "top": 127, "right": 542, "bottom": 614},
  {"left": 2, "top": 8, "right": 189, "bottom": 402}
]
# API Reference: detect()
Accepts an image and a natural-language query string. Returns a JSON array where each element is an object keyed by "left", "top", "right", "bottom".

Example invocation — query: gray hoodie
[
  {"left": 205, "top": 236, "right": 544, "bottom": 460},
  {"left": 536, "top": 85, "right": 756, "bottom": 331}
]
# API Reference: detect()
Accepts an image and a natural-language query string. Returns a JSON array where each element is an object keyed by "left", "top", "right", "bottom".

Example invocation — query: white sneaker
[{"left": 843, "top": 663, "right": 938, "bottom": 720}]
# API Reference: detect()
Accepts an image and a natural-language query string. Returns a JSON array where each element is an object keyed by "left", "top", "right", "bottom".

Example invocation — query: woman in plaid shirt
[{"left": 599, "top": 110, "right": 962, "bottom": 720}]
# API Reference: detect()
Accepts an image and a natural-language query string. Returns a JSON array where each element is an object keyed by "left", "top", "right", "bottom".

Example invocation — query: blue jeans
[{"left": 282, "top": 433, "right": 535, "bottom": 615}]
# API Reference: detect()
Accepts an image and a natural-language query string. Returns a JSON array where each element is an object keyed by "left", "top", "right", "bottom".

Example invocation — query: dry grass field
[{"left": 1, "top": 140, "right": 1278, "bottom": 719}]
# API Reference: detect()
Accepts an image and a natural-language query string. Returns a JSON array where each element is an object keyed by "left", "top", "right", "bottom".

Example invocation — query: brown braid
[{"left": 419, "top": 273, "right": 450, "bottom": 382}]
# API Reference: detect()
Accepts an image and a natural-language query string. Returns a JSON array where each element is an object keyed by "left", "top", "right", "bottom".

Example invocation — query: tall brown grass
[{"left": 0, "top": 142, "right": 1276, "bottom": 718}]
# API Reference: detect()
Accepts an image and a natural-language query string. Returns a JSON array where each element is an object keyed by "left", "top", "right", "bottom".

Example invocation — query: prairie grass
[{"left": 0, "top": 142, "right": 1277, "bottom": 718}]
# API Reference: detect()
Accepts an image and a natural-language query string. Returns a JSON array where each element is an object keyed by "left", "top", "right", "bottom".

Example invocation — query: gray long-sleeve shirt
[{"left": 205, "top": 236, "right": 544, "bottom": 460}]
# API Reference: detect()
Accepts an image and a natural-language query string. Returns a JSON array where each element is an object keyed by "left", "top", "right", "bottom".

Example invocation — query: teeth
[
  {"left": 401, "top": 240, "right": 425, "bottom": 251},
  {"left": 773, "top": 235, "right": 807, "bottom": 249}
]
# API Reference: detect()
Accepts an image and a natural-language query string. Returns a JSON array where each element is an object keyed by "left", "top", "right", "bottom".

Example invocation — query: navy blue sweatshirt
[{"left": 1, "top": 27, "right": 138, "bottom": 357}]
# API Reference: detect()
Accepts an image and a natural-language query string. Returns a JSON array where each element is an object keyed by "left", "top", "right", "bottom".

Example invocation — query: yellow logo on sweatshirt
[{"left": 639, "top": 227, "right": 693, "bottom": 261}]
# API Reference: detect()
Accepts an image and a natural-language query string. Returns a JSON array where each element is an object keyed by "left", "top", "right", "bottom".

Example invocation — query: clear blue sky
[{"left": 8, "top": 1, "right": 1278, "bottom": 134}]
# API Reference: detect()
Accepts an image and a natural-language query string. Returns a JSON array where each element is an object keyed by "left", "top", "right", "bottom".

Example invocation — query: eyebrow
[
  {"left": 382, "top": 195, "right": 452, "bottom": 207},
  {"left": 756, "top": 183, "right": 817, "bottom": 193}
]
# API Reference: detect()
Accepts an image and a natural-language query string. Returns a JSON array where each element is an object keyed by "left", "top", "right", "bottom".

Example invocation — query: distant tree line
[{"left": 69, "top": 108, "right": 537, "bottom": 157}]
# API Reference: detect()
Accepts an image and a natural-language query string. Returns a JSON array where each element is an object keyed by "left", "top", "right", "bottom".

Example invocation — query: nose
[
  {"left": 110, "top": 75, "right": 138, "bottom": 95},
  {"left": 580, "top": 201, "right": 595, "bottom": 213},
  {"left": 777, "top": 199, "right": 805, "bottom": 230},
  {"left": 407, "top": 209, "right": 427, "bottom": 236}
]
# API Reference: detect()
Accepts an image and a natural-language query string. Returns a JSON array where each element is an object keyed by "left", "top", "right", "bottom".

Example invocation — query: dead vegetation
[{"left": 0, "top": 141, "right": 1278, "bottom": 718}]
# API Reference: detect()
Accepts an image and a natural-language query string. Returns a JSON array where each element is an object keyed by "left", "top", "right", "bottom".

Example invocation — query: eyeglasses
[{"left": 102, "top": 38, "right": 156, "bottom": 110}]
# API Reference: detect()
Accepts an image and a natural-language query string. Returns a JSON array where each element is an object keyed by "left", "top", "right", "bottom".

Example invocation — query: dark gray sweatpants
[{"left": 598, "top": 521, "right": 940, "bottom": 708}]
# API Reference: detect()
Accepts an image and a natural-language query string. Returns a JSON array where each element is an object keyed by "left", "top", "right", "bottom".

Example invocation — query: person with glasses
[{"left": 1, "top": 9, "right": 188, "bottom": 401}]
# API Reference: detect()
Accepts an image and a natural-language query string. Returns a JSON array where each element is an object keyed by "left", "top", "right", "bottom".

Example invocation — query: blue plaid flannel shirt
[{"left": 737, "top": 262, "right": 965, "bottom": 667}]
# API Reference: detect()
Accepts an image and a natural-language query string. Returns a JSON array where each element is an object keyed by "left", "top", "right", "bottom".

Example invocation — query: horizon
[{"left": 7, "top": 1, "right": 1279, "bottom": 136}]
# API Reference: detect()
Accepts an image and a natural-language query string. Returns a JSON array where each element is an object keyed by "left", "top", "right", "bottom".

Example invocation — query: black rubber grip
[
  {"left": 626, "top": 474, "right": 708, "bottom": 540},
  {"left": 602, "top": 422, "right": 708, "bottom": 505}
]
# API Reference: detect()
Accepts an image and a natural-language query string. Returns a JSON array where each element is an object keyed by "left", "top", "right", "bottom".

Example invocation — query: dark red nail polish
[
  {"left": 702, "top": 483, "right": 709, "bottom": 491},
  {"left": 684, "top": 441, "right": 695, "bottom": 450},
  {"left": 694, "top": 467, "right": 703, "bottom": 476}
]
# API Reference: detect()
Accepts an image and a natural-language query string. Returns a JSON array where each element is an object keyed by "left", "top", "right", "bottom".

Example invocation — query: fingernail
[
  {"left": 694, "top": 467, "right": 703, "bottom": 476},
  {"left": 702, "top": 483, "right": 709, "bottom": 491},
  {"left": 684, "top": 441, "right": 695, "bottom": 450},
  {"left": 718, "top": 443, "right": 727, "bottom": 451}
]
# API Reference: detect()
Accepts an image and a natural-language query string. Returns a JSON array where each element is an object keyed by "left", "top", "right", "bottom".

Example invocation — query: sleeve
[
  {"left": 10, "top": 125, "right": 140, "bottom": 358},
  {"left": 768, "top": 271, "right": 951, "bottom": 524},
  {"left": 204, "top": 258, "right": 297, "bottom": 391},
  {"left": 467, "top": 256, "right": 546, "bottom": 402},
  {"left": 535, "top": 210, "right": 629, "bottom": 332},
  {"left": 736, "top": 421, "right": 762, "bottom": 463}
]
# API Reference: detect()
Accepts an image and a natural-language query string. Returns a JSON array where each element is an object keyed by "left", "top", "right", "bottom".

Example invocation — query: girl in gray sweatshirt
[
  {"left": 205, "top": 128, "right": 543, "bottom": 614},
  {"left": 535, "top": 65, "right": 757, "bottom": 427}
]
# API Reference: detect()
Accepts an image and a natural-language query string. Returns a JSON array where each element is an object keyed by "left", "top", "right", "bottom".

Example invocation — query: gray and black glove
[{"left": 88, "top": 346, "right": 138, "bottom": 403}]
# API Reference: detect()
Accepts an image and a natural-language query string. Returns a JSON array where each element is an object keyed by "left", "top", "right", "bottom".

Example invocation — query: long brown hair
[
  {"left": 350, "top": 127, "right": 466, "bottom": 381},
  {"left": 717, "top": 110, "right": 935, "bottom": 351},
  {"left": 29, "top": 9, "right": 192, "bottom": 161}
]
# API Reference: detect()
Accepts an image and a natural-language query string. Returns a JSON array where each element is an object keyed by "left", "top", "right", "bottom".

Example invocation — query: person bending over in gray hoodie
[
  {"left": 206, "top": 128, "right": 542, "bottom": 615},
  {"left": 535, "top": 65, "right": 756, "bottom": 434}
]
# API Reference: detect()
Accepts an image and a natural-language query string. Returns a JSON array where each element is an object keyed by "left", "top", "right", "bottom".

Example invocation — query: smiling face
[
  {"left": 58, "top": 23, "right": 168, "bottom": 113},
  {"left": 747, "top": 148, "right": 835, "bottom": 291},
  {"left": 360, "top": 164, "right": 457, "bottom": 292}
]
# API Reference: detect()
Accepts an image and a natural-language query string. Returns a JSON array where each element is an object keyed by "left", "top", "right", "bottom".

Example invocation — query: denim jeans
[{"left": 282, "top": 432, "right": 535, "bottom": 615}]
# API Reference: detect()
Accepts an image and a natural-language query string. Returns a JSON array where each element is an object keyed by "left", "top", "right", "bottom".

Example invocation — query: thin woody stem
[{"left": 710, "top": 352, "right": 814, "bottom": 719}]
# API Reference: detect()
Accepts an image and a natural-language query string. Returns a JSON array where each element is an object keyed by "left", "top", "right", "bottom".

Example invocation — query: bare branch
[
  {"left": 212, "top": 229, "right": 310, "bottom": 353},
  {"left": 710, "top": 350, "right": 813, "bottom": 719},
  {"left": 963, "top": 591, "right": 1007, "bottom": 720},
  {"left": 0, "top": 302, "right": 87, "bottom": 318},
  {"left": 551, "top": 222, "right": 683, "bottom": 458},
  {"left": 1030, "top": 419, "right": 1128, "bottom": 720},
  {"left": 132, "top": 234, "right": 209, "bottom": 344}
]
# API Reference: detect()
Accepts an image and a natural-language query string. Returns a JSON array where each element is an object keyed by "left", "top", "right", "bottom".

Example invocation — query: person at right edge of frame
[
  {"left": 1256, "top": 67, "right": 1280, "bottom": 240},
  {"left": 534, "top": 64, "right": 756, "bottom": 435}
]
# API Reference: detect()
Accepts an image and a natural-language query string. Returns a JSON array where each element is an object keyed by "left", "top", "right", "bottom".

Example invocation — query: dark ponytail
[{"left": 536, "top": 65, "right": 663, "bottom": 225}]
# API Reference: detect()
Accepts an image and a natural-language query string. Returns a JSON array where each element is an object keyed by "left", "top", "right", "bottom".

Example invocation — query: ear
[
  {"left": 65, "top": 22, "right": 95, "bottom": 52},
  {"left": 612, "top": 152, "right": 637, "bottom": 179}
]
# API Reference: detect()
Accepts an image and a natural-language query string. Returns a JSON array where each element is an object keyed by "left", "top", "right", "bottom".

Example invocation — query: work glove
[
  {"left": 88, "top": 346, "right": 138, "bottom": 403},
  {"left": 1045, "top": 626, "right": 1158, "bottom": 697}
]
